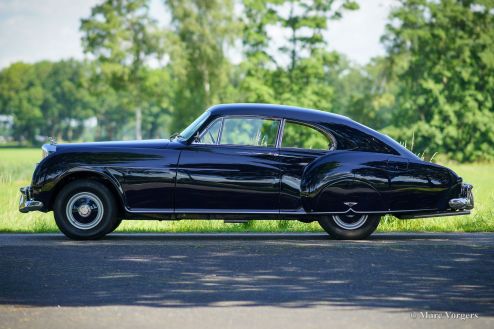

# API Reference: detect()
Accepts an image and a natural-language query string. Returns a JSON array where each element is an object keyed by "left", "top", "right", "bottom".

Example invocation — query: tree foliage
[
  {"left": 0, "top": 60, "right": 94, "bottom": 143},
  {"left": 383, "top": 0, "right": 494, "bottom": 161},
  {"left": 165, "top": 0, "right": 239, "bottom": 132},
  {"left": 80, "top": 0, "right": 166, "bottom": 139},
  {"left": 239, "top": 0, "right": 359, "bottom": 112},
  {"left": 0, "top": 0, "right": 492, "bottom": 162}
]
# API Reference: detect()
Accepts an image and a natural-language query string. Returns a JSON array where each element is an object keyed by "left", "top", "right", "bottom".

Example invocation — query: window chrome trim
[
  {"left": 215, "top": 115, "right": 282, "bottom": 148},
  {"left": 217, "top": 117, "right": 225, "bottom": 145},
  {"left": 278, "top": 119, "right": 337, "bottom": 151},
  {"left": 276, "top": 119, "right": 286, "bottom": 148},
  {"left": 194, "top": 117, "right": 224, "bottom": 145},
  {"left": 192, "top": 114, "right": 337, "bottom": 151}
]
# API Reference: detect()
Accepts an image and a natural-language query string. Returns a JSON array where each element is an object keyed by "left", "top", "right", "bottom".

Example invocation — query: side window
[
  {"left": 282, "top": 121, "right": 332, "bottom": 150},
  {"left": 197, "top": 119, "right": 222, "bottom": 144},
  {"left": 220, "top": 117, "right": 280, "bottom": 147}
]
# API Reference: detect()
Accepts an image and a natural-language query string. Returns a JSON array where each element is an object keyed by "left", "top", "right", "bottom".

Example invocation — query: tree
[
  {"left": 237, "top": 0, "right": 280, "bottom": 103},
  {"left": 383, "top": 0, "right": 494, "bottom": 161},
  {"left": 0, "top": 60, "right": 95, "bottom": 143},
  {"left": 276, "top": 0, "right": 359, "bottom": 72},
  {"left": 331, "top": 56, "right": 397, "bottom": 129},
  {"left": 80, "top": 0, "right": 165, "bottom": 139},
  {"left": 242, "top": 0, "right": 358, "bottom": 70},
  {"left": 42, "top": 60, "right": 95, "bottom": 141},
  {"left": 165, "top": 0, "right": 240, "bottom": 132},
  {"left": 0, "top": 63, "right": 44, "bottom": 143},
  {"left": 240, "top": 0, "right": 359, "bottom": 110},
  {"left": 139, "top": 67, "right": 173, "bottom": 139}
]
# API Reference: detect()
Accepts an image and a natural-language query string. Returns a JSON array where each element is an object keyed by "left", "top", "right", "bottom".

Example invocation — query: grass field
[{"left": 1, "top": 148, "right": 492, "bottom": 233}]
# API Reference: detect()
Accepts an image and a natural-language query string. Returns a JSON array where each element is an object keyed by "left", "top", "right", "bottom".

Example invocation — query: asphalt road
[{"left": 0, "top": 233, "right": 493, "bottom": 329}]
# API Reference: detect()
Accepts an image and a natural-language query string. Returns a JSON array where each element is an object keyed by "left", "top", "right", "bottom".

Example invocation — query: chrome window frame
[
  {"left": 192, "top": 114, "right": 337, "bottom": 152},
  {"left": 278, "top": 119, "right": 337, "bottom": 151},
  {"left": 196, "top": 115, "right": 283, "bottom": 148},
  {"left": 193, "top": 117, "right": 224, "bottom": 145}
]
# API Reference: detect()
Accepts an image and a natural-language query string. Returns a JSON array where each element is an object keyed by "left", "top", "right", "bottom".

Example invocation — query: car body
[{"left": 19, "top": 103, "right": 474, "bottom": 239}]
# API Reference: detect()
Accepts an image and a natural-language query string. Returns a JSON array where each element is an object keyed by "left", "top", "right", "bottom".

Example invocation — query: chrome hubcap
[
  {"left": 66, "top": 192, "right": 104, "bottom": 230},
  {"left": 332, "top": 214, "right": 368, "bottom": 230},
  {"left": 77, "top": 204, "right": 92, "bottom": 217}
]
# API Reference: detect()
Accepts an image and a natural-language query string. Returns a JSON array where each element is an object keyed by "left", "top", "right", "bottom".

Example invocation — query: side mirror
[{"left": 193, "top": 132, "right": 201, "bottom": 143}]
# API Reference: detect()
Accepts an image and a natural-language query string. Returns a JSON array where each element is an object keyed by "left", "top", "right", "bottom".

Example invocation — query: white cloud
[{"left": 326, "top": 0, "right": 398, "bottom": 65}]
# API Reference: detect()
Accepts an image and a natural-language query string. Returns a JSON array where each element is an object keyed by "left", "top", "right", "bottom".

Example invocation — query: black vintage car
[{"left": 19, "top": 104, "right": 474, "bottom": 240}]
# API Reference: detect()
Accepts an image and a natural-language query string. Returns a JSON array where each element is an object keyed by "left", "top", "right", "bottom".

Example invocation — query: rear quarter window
[
  {"left": 282, "top": 121, "right": 334, "bottom": 151},
  {"left": 328, "top": 124, "right": 399, "bottom": 155}
]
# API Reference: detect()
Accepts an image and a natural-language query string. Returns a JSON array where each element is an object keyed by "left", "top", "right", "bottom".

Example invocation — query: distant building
[{"left": 0, "top": 114, "right": 14, "bottom": 142}]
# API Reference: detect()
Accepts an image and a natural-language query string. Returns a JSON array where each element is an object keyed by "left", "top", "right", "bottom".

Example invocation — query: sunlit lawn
[{"left": 1, "top": 148, "right": 492, "bottom": 233}]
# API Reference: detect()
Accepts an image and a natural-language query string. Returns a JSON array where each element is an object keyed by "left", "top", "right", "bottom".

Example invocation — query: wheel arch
[{"left": 47, "top": 168, "right": 126, "bottom": 215}]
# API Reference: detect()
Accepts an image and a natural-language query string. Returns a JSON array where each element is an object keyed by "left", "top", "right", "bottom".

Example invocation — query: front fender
[{"left": 32, "top": 155, "right": 127, "bottom": 211}]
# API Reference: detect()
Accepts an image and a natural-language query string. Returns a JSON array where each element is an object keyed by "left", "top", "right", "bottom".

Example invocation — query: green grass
[{"left": 0, "top": 148, "right": 492, "bottom": 233}]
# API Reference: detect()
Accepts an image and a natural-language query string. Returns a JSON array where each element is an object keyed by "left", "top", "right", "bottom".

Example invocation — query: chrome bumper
[
  {"left": 19, "top": 186, "right": 44, "bottom": 213},
  {"left": 449, "top": 183, "right": 474, "bottom": 210}
]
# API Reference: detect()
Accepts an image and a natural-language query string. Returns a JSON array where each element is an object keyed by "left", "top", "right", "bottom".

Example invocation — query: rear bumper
[
  {"left": 449, "top": 183, "right": 474, "bottom": 210},
  {"left": 19, "top": 186, "right": 44, "bottom": 213}
]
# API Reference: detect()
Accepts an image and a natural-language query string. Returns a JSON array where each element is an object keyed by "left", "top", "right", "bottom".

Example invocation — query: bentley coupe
[{"left": 19, "top": 104, "right": 474, "bottom": 240}]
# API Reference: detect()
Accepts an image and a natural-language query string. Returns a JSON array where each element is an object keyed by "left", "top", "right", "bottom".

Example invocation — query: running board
[{"left": 397, "top": 210, "right": 470, "bottom": 219}]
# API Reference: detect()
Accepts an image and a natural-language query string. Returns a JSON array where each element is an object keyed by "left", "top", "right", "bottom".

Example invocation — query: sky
[{"left": 0, "top": 0, "right": 397, "bottom": 69}]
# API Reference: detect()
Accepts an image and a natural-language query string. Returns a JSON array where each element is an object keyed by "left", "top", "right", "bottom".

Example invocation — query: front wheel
[
  {"left": 54, "top": 180, "right": 120, "bottom": 240},
  {"left": 318, "top": 213, "right": 381, "bottom": 240}
]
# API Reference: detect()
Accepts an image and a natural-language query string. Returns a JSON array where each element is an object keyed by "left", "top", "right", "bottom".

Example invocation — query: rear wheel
[
  {"left": 318, "top": 213, "right": 381, "bottom": 240},
  {"left": 54, "top": 180, "right": 119, "bottom": 240}
]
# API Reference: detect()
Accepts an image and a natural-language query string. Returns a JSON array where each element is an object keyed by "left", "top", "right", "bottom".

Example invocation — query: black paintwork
[{"left": 28, "top": 103, "right": 464, "bottom": 220}]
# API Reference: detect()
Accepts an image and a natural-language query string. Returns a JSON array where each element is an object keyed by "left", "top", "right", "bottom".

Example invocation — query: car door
[
  {"left": 174, "top": 116, "right": 282, "bottom": 213},
  {"left": 276, "top": 120, "right": 334, "bottom": 213}
]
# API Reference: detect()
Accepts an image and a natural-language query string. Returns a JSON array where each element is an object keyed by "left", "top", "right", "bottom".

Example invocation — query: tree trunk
[
  {"left": 289, "top": 0, "right": 296, "bottom": 74},
  {"left": 135, "top": 107, "right": 142, "bottom": 140},
  {"left": 67, "top": 123, "right": 73, "bottom": 142}
]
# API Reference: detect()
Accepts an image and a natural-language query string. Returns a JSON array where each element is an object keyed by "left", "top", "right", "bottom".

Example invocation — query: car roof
[
  {"left": 207, "top": 103, "right": 419, "bottom": 159},
  {"left": 207, "top": 103, "right": 353, "bottom": 126}
]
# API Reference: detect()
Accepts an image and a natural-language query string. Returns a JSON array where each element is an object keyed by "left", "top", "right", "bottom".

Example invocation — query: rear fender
[{"left": 301, "top": 151, "right": 386, "bottom": 213}]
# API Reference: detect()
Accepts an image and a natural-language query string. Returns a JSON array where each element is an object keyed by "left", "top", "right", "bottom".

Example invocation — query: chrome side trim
[
  {"left": 126, "top": 208, "right": 174, "bottom": 214},
  {"left": 398, "top": 210, "right": 470, "bottom": 219},
  {"left": 177, "top": 209, "right": 280, "bottom": 214},
  {"left": 125, "top": 207, "right": 438, "bottom": 216},
  {"left": 127, "top": 209, "right": 292, "bottom": 215},
  {"left": 311, "top": 208, "right": 436, "bottom": 215}
]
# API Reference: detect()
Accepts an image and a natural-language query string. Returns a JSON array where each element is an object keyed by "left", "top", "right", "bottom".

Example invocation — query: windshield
[{"left": 178, "top": 111, "right": 210, "bottom": 140}]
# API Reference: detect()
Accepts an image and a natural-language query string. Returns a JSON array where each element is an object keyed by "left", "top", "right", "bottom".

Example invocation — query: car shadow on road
[{"left": 0, "top": 233, "right": 493, "bottom": 314}]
